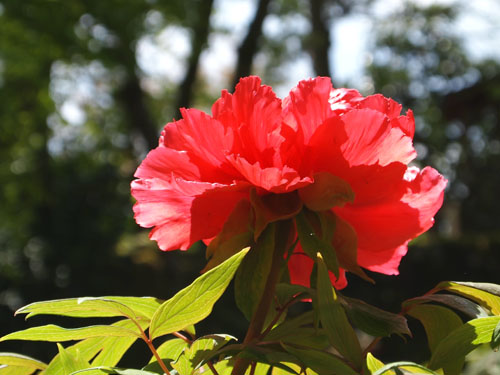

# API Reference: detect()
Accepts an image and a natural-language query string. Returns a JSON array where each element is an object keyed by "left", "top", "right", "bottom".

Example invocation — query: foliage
[{"left": 1, "top": 249, "right": 500, "bottom": 374}]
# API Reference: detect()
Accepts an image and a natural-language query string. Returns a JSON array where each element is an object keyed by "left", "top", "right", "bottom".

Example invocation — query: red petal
[
  {"left": 357, "top": 243, "right": 408, "bottom": 275},
  {"left": 334, "top": 166, "right": 446, "bottom": 272},
  {"left": 134, "top": 146, "right": 201, "bottom": 182},
  {"left": 131, "top": 178, "right": 249, "bottom": 251},
  {"left": 328, "top": 87, "right": 363, "bottom": 114},
  {"left": 227, "top": 155, "right": 311, "bottom": 193},
  {"left": 283, "top": 77, "right": 335, "bottom": 144},
  {"left": 288, "top": 251, "right": 347, "bottom": 289},
  {"left": 339, "top": 109, "right": 416, "bottom": 166},
  {"left": 160, "top": 109, "right": 237, "bottom": 183},
  {"left": 355, "top": 94, "right": 402, "bottom": 119},
  {"left": 212, "top": 76, "right": 284, "bottom": 168}
]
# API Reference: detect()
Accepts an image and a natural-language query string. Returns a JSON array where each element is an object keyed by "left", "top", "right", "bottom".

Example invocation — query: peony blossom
[{"left": 131, "top": 76, "right": 446, "bottom": 289}]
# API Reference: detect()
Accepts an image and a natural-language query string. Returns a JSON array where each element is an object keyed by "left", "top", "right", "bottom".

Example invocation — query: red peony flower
[{"left": 131, "top": 76, "right": 446, "bottom": 289}]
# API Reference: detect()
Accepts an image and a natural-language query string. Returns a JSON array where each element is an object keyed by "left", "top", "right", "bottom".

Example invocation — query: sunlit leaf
[
  {"left": 57, "top": 344, "right": 91, "bottom": 374},
  {"left": 0, "top": 324, "right": 140, "bottom": 342},
  {"left": 149, "top": 248, "right": 249, "bottom": 340},
  {"left": 0, "top": 353, "right": 46, "bottom": 371},
  {"left": 365, "top": 353, "right": 393, "bottom": 375},
  {"left": 172, "top": 334, "right": 235, "bottom": 375},
  {"left": 316, "top": 254, "right": 362, "bottom": 367},
  {"left": 372, "top": 362, "right": 440, "bottom": 375},
  {"left": 433, "top": 282, "right": 500, "bottom": 315},
  {"left": 428, "top": 316, "right": 500, "bottom": 373},
  {"left": 0, "top": 364, "right": 37, "bottom": 375},
  {"left": 16, "top": 297, "right": 162, "bottom": 320}
]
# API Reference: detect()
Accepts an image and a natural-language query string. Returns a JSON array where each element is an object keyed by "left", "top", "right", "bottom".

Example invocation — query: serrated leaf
[
  {"left": 341, "top": 296, "right": 410, "bottom": 337},
  {"left": 149, "top": 248, "right": 249, "bottom": 340},
  {"left": 428, "top": 316, "right": 500, "bottom": 373},
  {"left": 404, "top": 294, "right": 487, "bottom": 319},
  {"left": 0, "top": 353, "right": 47, "bottom": 371},
  {"left": 434, "top": 282, "right": 500, "bottom": 315},
  {"left": 316, "top": 254, "right": 362, "bottom": 367},
  {"left": 16, "top": 297, "right": 162, "bottom": 320},
  {"left": 281, "top": 344, "right": 358, "bottom": 375},
  {"left": 372, "top": 362, "right": 440, "bottom": 375},
  {"left": 0, "top": 324, "right": 140, "bottom": 342},
  {"left": 235, "top": 226, "right": 274, "bottom": 320}
]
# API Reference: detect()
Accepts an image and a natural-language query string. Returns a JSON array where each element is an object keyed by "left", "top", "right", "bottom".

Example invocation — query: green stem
[{"left": 231, "top": 220, "right": 293, "bottom": 375}]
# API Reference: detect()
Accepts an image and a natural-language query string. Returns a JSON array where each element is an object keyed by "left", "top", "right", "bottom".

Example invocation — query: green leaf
[
  {"left": 295, "top": 210, "right": 339, "bottom": 277},
  {"left": 149, "top": 247, "right": 249, "bottom": 340},
  {"left": 372, "top": 362, "right": 440, "bottom": 375},
  {"left": 0, "top": 324, "right": 140, "bottom": 342},
  {"left": 16, "top": 297, "right": 162, "bottom": 320},
  {"left": 407, "top": 304, "right": 463, "bottom": 353},
  {"left": 281, "top": 344, "right": 358, "bottom": 375},
  {"left": 365, "top": 353, "right": 392, "bottom": 375},
  {"left": 70, "top": 367, "right": 159, "bottom": 375},
  {"left": 0, "top": 353, "right": 46, "bottom": 371},
  {"left": 265, "top": 311, "right": 315, "bottom": 341},
  {"left": 57, "top": 344, "right": 91, "bottom": 374},
  {"left": 407, "top": 304, "right": 464, "bottom": 374},
  {"left": 172, "top": 334, "right": 235, "bottom": 375},
  {"left": 235, "top": 226, "right": 274, "bottom": 320},
  {"left": 491, "top": 319, "right": 500, "bottom": 351},
  {"left": 404, "top": 294, "right": 487, "bottom": 319},
  {"left": 149, "top": 338, "right": 188, "bottom": 364},
  {"left": 428, "top": 316, "right": 500, "bottom": 373},
  {"left": 42, "top": 319, "right": 144, "bottom": 375},
  {"left": 316, "top": 254, "right": 362, "bottom": 367},
  {"left": 0, "top": 365, "right": 38, "bottom": 375},
  {"left": 434, "top": 281, "right": 500, "bottom": 315},
  {"left": 341, "top": 296, "right": 410, "bottom": 337}
]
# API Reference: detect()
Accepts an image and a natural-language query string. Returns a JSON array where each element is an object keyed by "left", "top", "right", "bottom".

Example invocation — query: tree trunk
[
  {"left": 232, "top": 0, "right": 272, "bottom": 90},
  {"left": 309, "top": 0, "right": 332, "bottom": 77},
  {"left": 175, "top": 0, "right": 215, "bottom": 118}
]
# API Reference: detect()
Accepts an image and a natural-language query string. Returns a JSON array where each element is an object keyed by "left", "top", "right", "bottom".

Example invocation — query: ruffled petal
[
  {"left": 131, "top": 178, "right": 250, "bottom": 251},
  {"left": 212, "top": 76, "right": 284, "bottom": 168},
  {"left": 134, "top": 146, "right": 201, "bottom": 182},
  {"left": 226, "top": 155, "right": 312, "bottom": 193},
  {"left": 335, "top": 166, "right": 446, "bottom": 258},
  {"left": 282, "top": 77, "right": 335, "bottom": 144},
  {"left": 288, "top": 251, "right": 347, "bottom": 290}
]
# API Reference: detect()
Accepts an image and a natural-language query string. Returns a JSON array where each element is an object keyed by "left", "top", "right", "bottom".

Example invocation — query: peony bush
[{"left": 1, "top": 77, "right": 499, "bottom": 375}]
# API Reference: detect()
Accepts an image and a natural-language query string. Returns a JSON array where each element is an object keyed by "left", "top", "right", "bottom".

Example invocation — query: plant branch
[{"left": 141, "top": 331, "right": 170, "bottom": 375}]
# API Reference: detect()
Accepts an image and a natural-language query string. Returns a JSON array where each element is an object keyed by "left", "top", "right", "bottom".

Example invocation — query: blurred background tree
[{"left": 0, "top": 0, "right": 499, "bottom": 370}]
